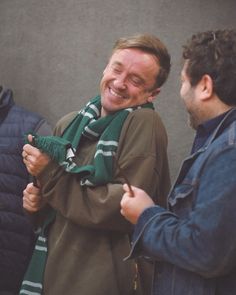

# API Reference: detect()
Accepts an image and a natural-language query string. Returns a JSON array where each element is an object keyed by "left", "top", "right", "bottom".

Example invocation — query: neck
[{"left": 202, "top": 95, "right": 234, "bottom": 123}]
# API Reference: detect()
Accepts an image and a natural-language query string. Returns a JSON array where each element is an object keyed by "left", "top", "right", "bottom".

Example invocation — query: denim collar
[
  {"left": 191, "top": 107, "right": 236, "bottom": 155},
  {"left": 191, "top": 110, "right": 231, "bottom": 154}
]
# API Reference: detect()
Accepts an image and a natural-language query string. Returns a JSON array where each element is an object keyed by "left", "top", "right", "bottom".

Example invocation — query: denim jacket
[{"left": 129, "top": 108, "right": 236, "bottom": 295}]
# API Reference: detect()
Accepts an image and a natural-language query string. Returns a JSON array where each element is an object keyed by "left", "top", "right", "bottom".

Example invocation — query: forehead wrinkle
[
  {"left": 109, "top": 49, "right": 158, "bottom": 87},
  {"left": 111, "top": 60, "right": 122, "bottom": 67},
  {"left": 111, "top": 60, "right": 145, "bottom": 81}
]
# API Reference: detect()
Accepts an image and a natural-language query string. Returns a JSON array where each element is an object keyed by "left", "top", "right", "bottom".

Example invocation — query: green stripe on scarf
[{"left": 20, "top": 95, "right": 154, "bottom": 294}]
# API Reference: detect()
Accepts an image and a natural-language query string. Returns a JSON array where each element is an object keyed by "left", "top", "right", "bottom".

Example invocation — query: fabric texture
[
  {"left": 25, "top": 95, "right": 153, "bottom": 186},
  {"left": 21, "top": 103, "right": 170, "bottom": 295},
  {"left": 20, "top": 96, "right": 157, "bottom": 295},
  {"left": 0, "top": 86, "right": 51, "bottom": 293},
  {"left": 129, "top": 108, "right": 236, "bottom": 295}
]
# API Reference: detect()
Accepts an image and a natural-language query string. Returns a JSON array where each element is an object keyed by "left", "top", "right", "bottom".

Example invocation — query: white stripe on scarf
[
  {"left": 98, "top": 140, "right": 118, "bottom": 147},
  {"left": 94, "top": 150, "right": 115, "bottom": 158},
  {"left": 89, "top": 104, "right": 100, "bottom": 116},
  {"left": 21, "top": 281, "right": 43, "bottom": 288},
  {"left": 20, "top": 290, "right": 41, "bottom": 295},
  {"left": 35, "top": 245, "right": 48, "bottom": 252},
  {"left": 84, "top": 126, "right": 100, "bottom": 137}
]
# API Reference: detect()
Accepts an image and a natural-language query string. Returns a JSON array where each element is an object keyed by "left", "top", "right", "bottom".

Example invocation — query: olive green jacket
[{"left": 38, "top": 108, "right": 170, "bottom": 295}]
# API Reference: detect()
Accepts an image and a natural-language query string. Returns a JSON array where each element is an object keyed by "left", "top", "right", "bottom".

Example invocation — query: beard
[{"left": 187, "top": 110, "right": 200, "bottom": 130}]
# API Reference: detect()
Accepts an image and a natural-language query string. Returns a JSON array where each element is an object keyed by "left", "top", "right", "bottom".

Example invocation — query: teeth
[{"left": 110, "top": 88, "right": 123, "bottom": 98}]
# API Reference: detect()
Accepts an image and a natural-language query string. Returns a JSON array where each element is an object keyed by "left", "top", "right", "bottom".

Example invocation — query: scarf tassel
[{"left": 25, "top": 133, "right": 72, "bottom": 163}]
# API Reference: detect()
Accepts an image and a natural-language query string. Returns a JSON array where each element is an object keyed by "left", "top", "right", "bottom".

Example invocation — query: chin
[{"left": 188, "top": 117, "right": 198, "bottom": 130}]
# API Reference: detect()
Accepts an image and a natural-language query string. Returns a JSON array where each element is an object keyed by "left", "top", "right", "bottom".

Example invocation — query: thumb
[
  {"left": 123, "top": 183, "right": 132, "bottom": 193},
  {"left": 123, "top": 183, "right": 136, "bottom": 197},
  {"left": 28, "top": 134, "right": 33, "bottom": 143}
]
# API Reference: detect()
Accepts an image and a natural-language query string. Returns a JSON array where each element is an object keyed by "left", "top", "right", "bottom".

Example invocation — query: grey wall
[{"left": 0, "top": 0, "right": 235, "bottom": 181}]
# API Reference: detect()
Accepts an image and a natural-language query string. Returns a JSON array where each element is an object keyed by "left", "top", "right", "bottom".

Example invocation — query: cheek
[
  {"left": 100, "top": 74, "right": 108, "bottom": 89},
  {"left": 101, "top": 70, "right": 114, "bottom": 85},
  {"left": 180, "top": 84, "right": 185, "bottom": 98},
  {"left": 180, "top": 83, "right": 191, "bottom": 102},
  {"left": 180, "top": 81, "right": 187, "bottom": 95}
]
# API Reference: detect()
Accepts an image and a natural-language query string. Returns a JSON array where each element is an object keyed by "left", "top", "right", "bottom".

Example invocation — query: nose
[{"left": 113, "top": 74, "right": 127, "bottom": 90}]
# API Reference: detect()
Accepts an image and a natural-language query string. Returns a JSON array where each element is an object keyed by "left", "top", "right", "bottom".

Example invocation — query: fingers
[
  {"left": 120, "top": 192, "right": 137, "bottom": 224},
  {"left": 23, "top": 196, "right": 42, "bottom": 212},
  {"left": 120, "top": 191, "right": 133, "bottom": 218},
  {"left": 120, "top": 208, "right": 125, "bottom": 216},
  {"left": 120, "top": 192, "right": 129, "bottom": 210},
  {"left": 121, "top": 184, "right": 137, "bottom": 217},
  {"left": 25, "top": 182, "right": 40, "bottom": 194},
  {"left": 22, "top": 148, "right": 28, "bottom": 161},
  {"left": 22, "top": 151, "right": 31, "bottom": 164},
  {"left": 22, "top": 144, "right": 36, "bottom": 164},
  {"left": 23, "top": 183, "right": 43, "bottom": 213},
  {"left": 22, "top": 144, "right": 51, "bottom": 176},
  {"left": 123, "top": 183, "right": 136, "bottom": 197},
  {"left": 123, "top": 183, "right": 129, "bottom": 192},
  {"left": 23, "top": 143, "right": 36, "bottom": 154},
  {"left": 120, "top": 185, "right": 155, "bottom": 224}
]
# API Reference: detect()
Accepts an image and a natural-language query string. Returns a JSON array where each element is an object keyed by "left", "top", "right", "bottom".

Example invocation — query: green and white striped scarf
[{"left": 20, "top": 95, "right": 153, "bottom": 295}]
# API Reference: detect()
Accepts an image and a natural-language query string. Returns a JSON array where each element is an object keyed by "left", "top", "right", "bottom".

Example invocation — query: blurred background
[{"left": 0, "top": 0, "right": 235, "bottom": 181}]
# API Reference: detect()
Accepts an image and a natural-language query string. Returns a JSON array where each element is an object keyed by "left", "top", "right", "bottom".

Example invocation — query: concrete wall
[{"left": 0, "top": 0, "right": 235, "bottom": 181}]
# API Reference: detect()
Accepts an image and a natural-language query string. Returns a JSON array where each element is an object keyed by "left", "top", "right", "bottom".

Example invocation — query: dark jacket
[
  {"left": 130, "top": 108, "right": 236, "bottom": 295},
  {"left": 0, "top": 87, "right": 50, "bottom": 292}
]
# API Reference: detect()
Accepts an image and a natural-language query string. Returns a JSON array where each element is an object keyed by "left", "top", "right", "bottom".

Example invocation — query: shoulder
[
  {"left": 123, "top": 108, "right": 167, "bottom": 138},
  {"left": 8, "top": 105, "right": 49, "bottom": 133},
  {"left": 118, "top": 108, "right": 168, "bottom": 155},
  {"left": 54, "top": 111, "right": 79, "bottom": 136},
  {"left": 128, "top": 108, "right": 164, "bottom": 125},
  {"left": 13, "top": 104, "right": 42, "bottom": 119}
]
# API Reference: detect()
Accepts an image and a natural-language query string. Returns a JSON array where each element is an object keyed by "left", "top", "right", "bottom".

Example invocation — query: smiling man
[
  {"left": 20, "top": 34, "right": 171, "bottom": 295},
  {"left": 100, "top": 48, "right": 160, "bottom": 116}
]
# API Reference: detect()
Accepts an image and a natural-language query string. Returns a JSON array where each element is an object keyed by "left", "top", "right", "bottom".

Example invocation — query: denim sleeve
[{"left": 128, "top": 146, "right": 236, "bottom": 278}]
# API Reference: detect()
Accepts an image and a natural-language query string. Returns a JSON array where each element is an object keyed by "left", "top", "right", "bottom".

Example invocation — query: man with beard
[
  {"left": 121, "top": 29, "right": 236, "bottom": 295},
  {"left": 20, "top": 34, "right": 171, "bottom": 295}
]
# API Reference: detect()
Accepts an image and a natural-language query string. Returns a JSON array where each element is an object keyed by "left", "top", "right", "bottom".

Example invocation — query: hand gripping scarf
[{"left": 20, "top": 95, "right": 154, "bottom": 295}]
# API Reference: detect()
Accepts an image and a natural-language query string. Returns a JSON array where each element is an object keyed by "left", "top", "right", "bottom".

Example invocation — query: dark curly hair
[{"left": 182, "top": 29, "right": 236, "bottom": 105}]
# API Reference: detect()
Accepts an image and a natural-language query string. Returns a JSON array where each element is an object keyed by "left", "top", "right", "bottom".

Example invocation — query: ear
[
  {"left": 198, "top": 74, "right": 214, "bottom": 101},
  {"left": 147, "top": 88, "right": 161, "bottom": 103}
]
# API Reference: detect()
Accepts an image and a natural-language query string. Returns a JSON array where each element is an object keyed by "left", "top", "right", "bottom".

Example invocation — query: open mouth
[{"left": 109, "top": 87, "right": 128, "bottom": 99}]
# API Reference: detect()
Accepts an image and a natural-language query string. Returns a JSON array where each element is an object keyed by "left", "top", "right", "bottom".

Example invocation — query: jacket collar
[
  {"left": 184, "top": 108, "right": 236, "bottom": 162},
  {"left": 201, "top": 107, "right": 236, "bottom": 149}
]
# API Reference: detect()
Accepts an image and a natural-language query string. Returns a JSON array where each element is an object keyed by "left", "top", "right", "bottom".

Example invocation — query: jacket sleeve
[
  {"left": 37, "top": 109, "right": 170, "bottom": 233},
  {"left": 35, "top": 120, "right": 53, "bottom": 136},
  {"left": 129, "top": 145, "right": 236, "bottom": 278}
]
